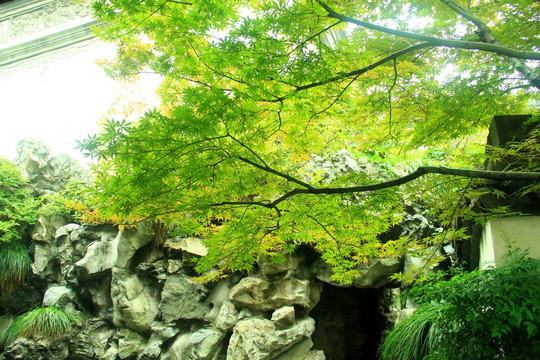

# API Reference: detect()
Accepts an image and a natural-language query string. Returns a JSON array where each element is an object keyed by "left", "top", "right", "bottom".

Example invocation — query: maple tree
[{"left": 80, "top": 0, "right": 540, "bottom": 282}]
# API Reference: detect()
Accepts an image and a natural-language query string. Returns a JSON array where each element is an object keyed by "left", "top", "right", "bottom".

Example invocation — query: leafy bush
[
  {"left": 0, "top": 241, "right": 32, "bottom": 294},
  {"left": 1, "top": 306, "right": 80, "bottom": 347},
  {"left": 381, "top": 249, "right": 540, "bottom": 360},
  {"left": 0, "top": 158, "right": 38, "bottom": 242}
]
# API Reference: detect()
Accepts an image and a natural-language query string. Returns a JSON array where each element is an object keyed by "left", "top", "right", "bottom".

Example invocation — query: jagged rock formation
[
  {"left": 15, "top": 138, "right": 90, "bottom": 195},
  {"left": 0, "top": 144, "right": 438, "bottom": 360}
]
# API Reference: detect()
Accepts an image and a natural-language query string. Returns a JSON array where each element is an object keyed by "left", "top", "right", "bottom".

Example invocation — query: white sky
[{"left": 0, "top": 43, "right": 160, "bottom": 164}]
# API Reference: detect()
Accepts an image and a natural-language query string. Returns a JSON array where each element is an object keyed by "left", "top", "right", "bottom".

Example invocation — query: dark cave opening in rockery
[{"left": 309, "top": 284, "right": 388, "bottom": 360}]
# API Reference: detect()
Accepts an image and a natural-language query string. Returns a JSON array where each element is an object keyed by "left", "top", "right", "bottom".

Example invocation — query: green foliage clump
[
  {"left": 0, "top": 241, "right": 32, "bottom": 294},
  {"left": 0, "top": 158, "right": 38, "bottom": 242},
  {"left": 38, "top": 180, "right": 91, "bottom": 221},
  {"left": 381, "top": 250, "right": 540, "bottom": 360},
  {"left": 1, "top": 306, "right": 80, "bottom": 347}
]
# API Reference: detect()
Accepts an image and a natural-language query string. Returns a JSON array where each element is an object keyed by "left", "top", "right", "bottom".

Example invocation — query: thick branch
[
  {"left": 317, "top": 1, "right": 540, "bottom": 61},
  {"left": 212, "top": 165, "right": 540, "bottom": 209},
  {"left": 439, "top": 0, "right": 540, "bottom": 88},
  {"left": 237, "top": 156, "right": 315, "bottom": 189},
  {"left": 296, "top": 42, "right": 431, "bottom": 91}
]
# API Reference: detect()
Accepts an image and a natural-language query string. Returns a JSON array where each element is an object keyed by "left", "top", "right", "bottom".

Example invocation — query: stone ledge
[{"left": 0, "top": 19, "right": 97, "bottom": 66}]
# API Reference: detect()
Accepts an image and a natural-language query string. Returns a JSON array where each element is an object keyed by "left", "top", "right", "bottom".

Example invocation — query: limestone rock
[
  {"left": 83, "top": 277, "right": 113, "bottom": 321},
  {"left": 227, "top": 317, "right": 316, "bottom": 360},
  {"left": 164, "top": 237, "right": 208, "bottom": 256},
  {"left": 138, "top": 336, "right": 162, "bottom": 360},
  {"left": 229, "top": 277, "right": 321, "bottom": 312},
  {"left": 304, "top": 350, "right": 326, "bottom": 360},
  {"left": 15, "top": 138, "right": 90, "bottom": 196},
  {"left": 117, "top": 328, "right": 147, "bottom": 360},
  {"left": 403, "top": 247, "right": 440, "bottom": 278},
  {"left": 32, "top": 215, "right": 68, "bottom": 243},
  {"left": 75, "top": 237, "right": 118, "bottom": 278},
  {"left": 112, "top": 269, "right": 160, "bottom": 333},
  {"left": 214, "top": 299, "right": 239, "bottom": 331},
  {"left": 42, "top": 286, "right": 76, "bottom": 309},
  {"left": 164, "top": 237, "right": 208, "bottom": 265},
  {"left": 115, "top": 222, "right": 155, "bottom": 269},
  {"left": 400, "top": 214, "right": 436, "bottom": 239},
  {"left": 312, "top": 257, "right": 402, "bottom": 288},
  {"left": 150, "top": 322, "right": 180, "bottom": 341},
  {"left": 273, "top": 337, "right": 313, "bottom": 360},
  {"left": 0, "top": 337, "right": 69, "bottom": 360},
  {"left": 272, "top": 306, "right": 296, "bottom": 329},
  {"left": 69, "top": 319, "right": 116, "bottom": 360},
  {"left": 32, "top": 243, "right": 58, "bottom": 280},
  {"left": 168, "top": 327, "right": 225, "bottom": 360},
  {"left": 257, "top": 253, "right": 302, "bottom": 279},
  {"left": 301, "top": 150, "right": 392, "bottom": 185},
  {"left": 160, "top": 274, "right": 210, "bottom": 323}
]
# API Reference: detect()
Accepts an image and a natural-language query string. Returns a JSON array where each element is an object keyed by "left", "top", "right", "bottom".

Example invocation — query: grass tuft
[
  {"left": 0, "top": 241, "right": 31, "bottom": 294},
  {"left": 1, "top": 306, "right": 80, "bottom": 347},
  {"left": 380, "top": 302, "right": 450, "bottom": 360}
]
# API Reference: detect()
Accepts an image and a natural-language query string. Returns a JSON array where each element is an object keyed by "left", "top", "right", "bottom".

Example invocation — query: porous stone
[
  {"left": 214, "top": 299, "right": 239, "bottom": 331},
  {"left": 164, "top": 237, "right": 208, "bottom": 256},
  {"left": 115, "top": 223, "right": 154, "bottom": 269},
  {"left": 168, "top": 327, "right": 225, "bottom": 360},
  {"left": 159, "top": 274, "right": 210, "bottom": 323},
  {"left": 32, "top": 243, "right": 57, "bottom": 279},
  {"left": 75, "top": 237, "right": 118, "bottom": 278},
  {"left": 272, "top": 306, "right": 296, "bottom": 329},
  {"left": 227, "top": 317, "right": 316, "bottom": 360},
  {"left": 32, "top": 215, "right": 68, "bottom": 243},
  {"left": 273, "top": 337, "right": 313, "bottom": 360},
  {"left": 0, "top": 337, "right": 69, "bottom": 360},
  {"left": 229, "top": 277, "right": 321, "bottom": 312},
  {"left": 304, "top": 350, "right": 326, "bottom": 360},
  {"left": 311, "top": 257, "right": 402, "bottom": 288},
  {"left": 117, "top": 328, "right": 147, "bottom": 360},
  {"left": 69, "top": 319, "right": 116, "bottom": 360},
  {"left": 42, "top": 286, "right": 76, "bottom": 309},
  {"left": 150, "top": 322, "right": 180, "bottom": 341},
  {"left": 112, "top": 270, "right": 160, "bottom": 333},
  {"left": 257, "top": 253, "right": 302, "bottom": 279}
]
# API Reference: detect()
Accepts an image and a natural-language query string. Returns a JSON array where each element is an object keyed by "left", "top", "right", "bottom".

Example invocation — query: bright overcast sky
[{"left": 0, "top": 43, "right": 160, "bottom": 164}]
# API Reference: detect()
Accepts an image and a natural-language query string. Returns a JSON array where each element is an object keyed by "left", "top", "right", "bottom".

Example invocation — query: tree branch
[
  {"left": 212, "top": 166, "right": 540, "bottom": 210},
  {"left": 295, "top": 42, "right": 432, "bottom": 92},
  {"left": 317, "top": 0, "right": 540, "bottom": 61},
  {"left": 439, "top": 0, "right": 540, "bottom": 89},
  {"left": 237, "top": 156, "right": 315, "bottom": 190}
]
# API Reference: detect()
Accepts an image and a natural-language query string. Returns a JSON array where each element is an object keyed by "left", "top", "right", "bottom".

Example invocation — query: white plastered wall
[{"left": 480, "top": 216, "right": 540, "bottom": 269}]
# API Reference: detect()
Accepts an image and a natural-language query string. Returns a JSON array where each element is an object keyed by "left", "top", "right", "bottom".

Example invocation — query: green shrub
[
  {"left": 381, "top": 249, "right": 540, "bottom": 360},
  {"left": 0, "top": 241, "right": 32, "bottom": 294},
  {"left": 0, "top": 158, "right": 38, "bottom": 242},
  {"left": 1, "top": 307, "right": 80, "bottom": 346}
]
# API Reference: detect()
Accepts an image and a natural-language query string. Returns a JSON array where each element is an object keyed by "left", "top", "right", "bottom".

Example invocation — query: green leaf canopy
[{"left": 81, "top": 0, "right": 540, "bottom": 281}]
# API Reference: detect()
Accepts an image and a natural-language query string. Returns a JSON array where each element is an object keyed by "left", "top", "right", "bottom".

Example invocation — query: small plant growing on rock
[
  {"left": 0, "top": 241, "right": 32, "bottom": 294},
  {"left": 1, "top": 306, "right": 80, "bottom": 347}
]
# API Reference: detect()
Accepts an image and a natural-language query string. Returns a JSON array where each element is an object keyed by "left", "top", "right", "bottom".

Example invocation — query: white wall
[{"left": 480, "top": 216, "right": 540, "bottom": 269}]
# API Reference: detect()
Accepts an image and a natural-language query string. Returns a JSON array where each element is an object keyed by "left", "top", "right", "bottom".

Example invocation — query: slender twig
[{"left": 388, "top": 58, "right": 398, "bottom": 140}]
